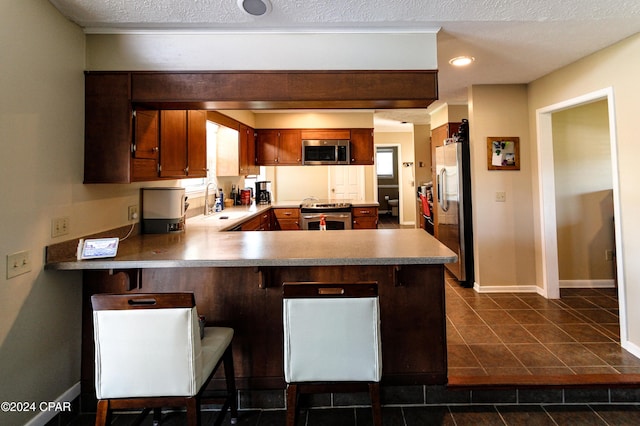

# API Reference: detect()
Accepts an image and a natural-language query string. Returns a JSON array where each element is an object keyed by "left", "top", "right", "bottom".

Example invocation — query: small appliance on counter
[
  {"left": 255, "top": 181, "right": 271, "bottom": 205},
  {"left": 141, "top": 187, "right": 187, "bottom": 234}
]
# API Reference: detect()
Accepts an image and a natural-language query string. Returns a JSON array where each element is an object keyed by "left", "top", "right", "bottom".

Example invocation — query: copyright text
[{"left": 1, "top": 401, "right": 72, "bottom": 413}]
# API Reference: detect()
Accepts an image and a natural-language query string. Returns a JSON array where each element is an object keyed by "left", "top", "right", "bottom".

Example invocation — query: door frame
[
  {"left": 372, "top": 144, "right": 404, "bottom": 222},
  {"left": 535, "top": 87, "right": 627, "bottom": 343}
]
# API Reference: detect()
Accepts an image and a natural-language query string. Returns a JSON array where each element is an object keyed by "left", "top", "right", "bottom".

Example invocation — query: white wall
[
  {"left": 85, "top": 32, "right": 437, "bottom": 71},
  {"left": 0, "top": 2, "right": 86, "bottom": 424}
]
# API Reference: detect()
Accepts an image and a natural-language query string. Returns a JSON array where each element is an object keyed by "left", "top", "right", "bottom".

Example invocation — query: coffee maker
[{"left": 255, "top": 181, "right": 271, "bottom": 205}]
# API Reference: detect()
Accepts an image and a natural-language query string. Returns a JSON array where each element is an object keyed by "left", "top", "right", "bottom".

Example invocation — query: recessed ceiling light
[
  {"left": 237, "top": 0, "right": 272, "bottom": 17},
  {"left": 449, "top": 56, "right": 475, "bottom": 67}
]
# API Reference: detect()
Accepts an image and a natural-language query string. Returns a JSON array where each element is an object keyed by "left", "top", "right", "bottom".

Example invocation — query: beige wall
[
  {"left": 468, "top": 85, "right": 537, "bottom": 289},
  {"left": 413, "top": 124, "right": 432, "bottom": 189},
  {"left": 0, "top": 2, "right": 86, "bottom": 424},
  {"left": 552, "top": 100, "right": 615, "bottom": 282},
  {"left": 528, "top": 33, "right": 640, "bottom": 347}
]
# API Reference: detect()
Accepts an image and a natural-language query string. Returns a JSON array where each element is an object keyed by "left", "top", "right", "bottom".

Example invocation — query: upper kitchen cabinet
[
  {"left": 159, "top": 110, "right": 207, "bottom": 179},
  {"left": 256, "top": 129, "right": 302, "bottom": 165},
  {"left": 131, "top": 110, "right": 160, "bottom": 181},
  {"left": 239, "top": 124, "right": 259, "bottom": 175},
  {"left": 349, "top": 128, "right": 375, "bottom": 165},
  {"left": 84, "top": 72, "right": 133, "bottom": 183},
  {"left": 84, "top": 72, "right": 207, "bottom": 183},
  {"left": 209, "top": 111, "right": 258, "bottom": 177}
]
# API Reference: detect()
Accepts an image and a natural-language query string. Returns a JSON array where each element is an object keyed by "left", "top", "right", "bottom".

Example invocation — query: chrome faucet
[{"left": 204, "top": 182, "right": 217, "bottom": 215}]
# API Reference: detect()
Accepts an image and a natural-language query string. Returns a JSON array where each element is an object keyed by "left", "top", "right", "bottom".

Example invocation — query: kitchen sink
[{"left": 201, "top": 211, "right": 252, "bottom": 221}]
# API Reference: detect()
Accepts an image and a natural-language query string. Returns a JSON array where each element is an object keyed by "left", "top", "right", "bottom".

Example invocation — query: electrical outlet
[
  {"left": 128, "top": 205, "right": 139, "bottom": 221},
  {"left": 6, "top": 250, "right": 32, "bottom": 279},
  {"left": 51, "top": 217, "right": 70, "bottom": 238},
  {"left": 495, "top": 191, "right": 506, "bottom": 202}
]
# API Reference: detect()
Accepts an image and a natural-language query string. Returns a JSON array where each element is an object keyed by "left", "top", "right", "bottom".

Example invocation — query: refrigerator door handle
[{"left": 439, "top": 168, "right": 449, "bottom": 212}]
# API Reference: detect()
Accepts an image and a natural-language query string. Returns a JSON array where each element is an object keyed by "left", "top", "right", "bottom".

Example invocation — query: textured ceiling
[{"left": 49, "top": 0, "right": 640, "bottom": 128}]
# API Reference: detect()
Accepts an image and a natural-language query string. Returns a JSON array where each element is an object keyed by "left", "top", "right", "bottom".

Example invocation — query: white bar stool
[
  {"left": 282, "top": 281, "right": 382, "bottom": 426},
  {"left": 91, "top": 292, "right": 238, "bottom": 426}
]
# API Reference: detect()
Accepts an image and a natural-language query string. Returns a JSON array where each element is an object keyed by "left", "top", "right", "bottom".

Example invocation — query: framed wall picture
[{"left": 487, "top": 137, "right": 520, "bottom": 170}]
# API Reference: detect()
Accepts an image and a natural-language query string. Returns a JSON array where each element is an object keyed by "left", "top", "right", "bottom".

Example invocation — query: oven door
[{"left": 301, "top": 212, "right": 352, "bottom": 230}]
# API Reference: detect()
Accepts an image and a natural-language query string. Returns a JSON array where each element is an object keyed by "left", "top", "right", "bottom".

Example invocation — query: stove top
[{"left": 300, "top": 199, "right": 352, "bottom": 209}]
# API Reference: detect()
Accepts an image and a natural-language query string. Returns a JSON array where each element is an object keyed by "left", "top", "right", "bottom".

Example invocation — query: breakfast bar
[{"left": 45, "top": 221, "right": 456, "bottom": 406}]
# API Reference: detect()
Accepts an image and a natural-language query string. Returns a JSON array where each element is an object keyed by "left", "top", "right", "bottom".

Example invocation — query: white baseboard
[
  {"left": 25, "top": 382, "right": 80, "bottom": 426},
  {"left": 559, "top": 279, "right": 616, "bottom": 288},
  {"left": 473, "top": 282, "right": 544, "bottom": 295},
  {"left": 622, "top": 339, "right": 640, "bottom": 360}
]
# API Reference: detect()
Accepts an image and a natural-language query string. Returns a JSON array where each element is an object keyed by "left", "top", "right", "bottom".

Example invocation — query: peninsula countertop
[{"left": 45, "top": 224, "right": 456, "bottom": 271}]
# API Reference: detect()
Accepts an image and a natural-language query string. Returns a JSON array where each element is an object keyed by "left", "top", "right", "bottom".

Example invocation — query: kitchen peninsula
[{"left": 45, "top": 207, "right": 456, "bottom": 406}]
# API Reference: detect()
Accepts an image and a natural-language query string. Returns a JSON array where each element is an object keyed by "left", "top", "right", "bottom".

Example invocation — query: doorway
[
  {"left": 375, "top": 146, "right": 400, "bottom": 223},
  {"left": 536, "top": 88, "right": 629, "bottom": 350}
]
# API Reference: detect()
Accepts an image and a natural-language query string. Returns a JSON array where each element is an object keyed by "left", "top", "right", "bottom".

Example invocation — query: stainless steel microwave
[{"left": 302, "top": 139, "right": 350, "bottom": 165}]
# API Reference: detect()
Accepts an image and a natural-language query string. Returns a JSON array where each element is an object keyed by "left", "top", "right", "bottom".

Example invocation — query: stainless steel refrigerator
[{"left": 435, "top": 125, "right": 474, "bottom": 287}]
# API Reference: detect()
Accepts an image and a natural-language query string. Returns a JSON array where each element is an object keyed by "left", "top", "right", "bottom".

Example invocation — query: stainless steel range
[{"left": 300, "top": 200, "right": 352, "bottom": 230}]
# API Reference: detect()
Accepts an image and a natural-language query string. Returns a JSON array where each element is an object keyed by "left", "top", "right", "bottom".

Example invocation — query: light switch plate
[
  {"left": 495, "top": 191, "right": 506, "bottom": 202},
  {"left": 7, "top": 250, "right": 32, "bottom": 279}
]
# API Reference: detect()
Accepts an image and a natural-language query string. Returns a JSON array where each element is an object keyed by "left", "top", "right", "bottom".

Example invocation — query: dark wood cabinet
[
  {"left": 273, "top": 208, "right": 301, "bottom": 230},
  {"left": 187, "top": 110, "right": 207, "bottom": 178},
  {"left": 159, "top": 110, "right": 188, "bottom": 178},
  {"left": 159, "top": 110, "right": 207, "bottom": 179},
  {"left": 131, "top": 110, "right": 160, "bottom": 181},
  {"left": 256, "top": 129, "right": 302, "bottom": 165},
  {"left": 352, "top": 206, "right": 378, "bottom": 229},
  {"left": 239, "top": 124, "right": 259, "bottom": 176},
  {"left": 349, "top": 128, "right": 375, "bottom": 165},
  {"left": 84, "top": 72, "right": 133, "bottom": 184}
]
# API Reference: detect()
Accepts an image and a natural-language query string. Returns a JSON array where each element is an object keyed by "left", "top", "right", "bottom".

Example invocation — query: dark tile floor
[
  {"left": 68, "top": 404, "right": 640, "bottom": 425},
  {"left": 445, "top": 273, "right": 640, "bottom": 377}
]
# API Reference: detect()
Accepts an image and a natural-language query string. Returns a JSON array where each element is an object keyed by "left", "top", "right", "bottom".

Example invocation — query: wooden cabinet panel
[
  {"left": 84, "top": 72, "right": 132, "bottom": 184},
  {"left": 239, "top": 124, "right": 259, "bottom": 175},
  {"left": 273, "top": 208, "right": 300, "bottom": 230},
  {"left": 276, "top": 129, "right": 302, "bottom": 165},
  {"left": 256, "top": 129, "right": 279, "bottom": 165},
  {"left": 159, "top": 110, "right": 207, "bottom": 179},
  {"left": 256, "top": 129, "right": 301, "bottom": 165},
  {"left": 240, "top": 215, "right": 262, "bottom": 231},
  {"left": 352, "top": 206, "right": 378, "bottom": 229},
  {"left": 187, "top": 110, "right": 207, "bottom": 178},
  {"left": 350, "top": 128, "right": 374, "bottom": 165},
  {"left": 131, "top": 158, "right": 158, "bottom": 182},
  {"left": 133, "top": 110, "right": 159, "bottom": 160},
  {"left": 159, "top": 110, "right": 188, "bottom": 178},
  {"left": 300, "top": 129, "right": 350, "bottom": 140}
]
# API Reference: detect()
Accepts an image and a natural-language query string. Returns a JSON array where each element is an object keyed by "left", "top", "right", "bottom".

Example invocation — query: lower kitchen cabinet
[
  {"left": 273, "top": 208, "right": 301, "bottom": 230},
  {"left": 352, "top": 206, "right": 378, "bottom": 229}
]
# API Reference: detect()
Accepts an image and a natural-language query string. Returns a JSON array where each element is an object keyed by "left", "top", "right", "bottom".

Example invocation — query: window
[{"left": 376, "top": 149, "right": 394, "bottom": 178}]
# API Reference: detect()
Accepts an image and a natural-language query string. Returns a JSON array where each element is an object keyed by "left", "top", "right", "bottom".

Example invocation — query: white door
[{"left": 329, "top": 166, "right": 365, "bottom": 200}]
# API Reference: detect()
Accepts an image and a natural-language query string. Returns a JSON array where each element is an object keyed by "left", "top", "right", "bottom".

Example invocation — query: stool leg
[
  {"left": 223, "top": 345, "right": 238, "bottom": 424},
  {"left": 185, "top": 397, "right": 199, "bottom": 426},
  {"left": 369, "top": 382, "right": 382, "bottom": 426},
  {"left": 285, "top": 384, "right": 298, "bottom": 426},
  {"left": 94, "top": 399, "right": 110, "bottom": 426}
]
